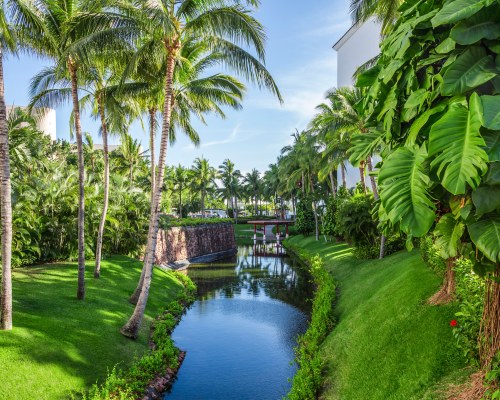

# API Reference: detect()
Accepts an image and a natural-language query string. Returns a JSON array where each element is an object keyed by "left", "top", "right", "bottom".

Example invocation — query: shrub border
[{"left": 283, "top": 240, "right": 336, "bottom": 400}]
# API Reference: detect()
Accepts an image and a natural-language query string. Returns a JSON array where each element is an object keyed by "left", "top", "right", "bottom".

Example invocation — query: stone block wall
[{"left": 155, "top": 223, "right": 236, "bottom": 265}]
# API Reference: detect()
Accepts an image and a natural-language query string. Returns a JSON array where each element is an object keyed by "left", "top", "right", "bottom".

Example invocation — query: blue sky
[{"left": 5, "top": 0, "right": 353, "bottom": 177}]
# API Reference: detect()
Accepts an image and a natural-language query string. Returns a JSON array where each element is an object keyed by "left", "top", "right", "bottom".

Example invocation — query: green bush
[
  {"left": 159, "top": 216, "right": 232, "bottom": 229},
  {"left": 451, "top": 257, "right": 484, "bottom": 365},
  {"left": 420, "top": 236, "right": 446, "bottom": 277},
  {"left": 284, "top": 247, "right": 336, "bottom": 400},
  {"left": 295, "top": 195, "right": 315, "bottom": 236}
]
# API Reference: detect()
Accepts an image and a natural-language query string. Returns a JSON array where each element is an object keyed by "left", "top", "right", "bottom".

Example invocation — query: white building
[
  {"left": 333, "top": 17, "right": 382, "bottom": 87},
  {"left": 7, "top": 105, "right": 57, "bottom": 141},
  {"left": 332, "top": 18, "right": 382, "bottom": 188}
]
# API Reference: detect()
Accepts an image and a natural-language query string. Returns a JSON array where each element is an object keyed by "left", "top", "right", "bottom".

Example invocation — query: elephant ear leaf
[
  {"left": 481, "top": 95, "right": 500, "bottom": 130},
  {"left": 431, "top": 0, "right": 489, "bottom": 27},
  {"left": 429, "top": 93, "right": 488, "bottom": 194},
  {"left": 434, "top": 213, "right": 465, "bottom": 259},
  {"left": 450, "top": 6, "right": 500, "bottom": 45},
  {"left": 468, "top": 213, "right": 500, "bottom": 262},
  {"left": 378, "top": 145, "right": 435, "bottom": 237},
  {"left": 441, "top": 46, "right": 497, "bottom": 96}
]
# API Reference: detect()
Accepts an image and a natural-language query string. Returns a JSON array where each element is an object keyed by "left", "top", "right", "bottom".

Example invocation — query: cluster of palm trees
[
  {"left": 167, "top": 158, "right": 278, "bottom": 220},
  {"left": 0, "top": 0, "right": 281, "bottom": 336}
]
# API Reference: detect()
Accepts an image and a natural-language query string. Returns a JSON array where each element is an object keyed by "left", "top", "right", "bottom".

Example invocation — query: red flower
[{"left": 450, "top": 320, "right": 458, "bottom": 327}]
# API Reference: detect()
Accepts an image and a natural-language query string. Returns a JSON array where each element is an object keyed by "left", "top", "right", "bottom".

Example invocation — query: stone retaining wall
[{"left": 155, "top": 223, "right": 236, "bottom": 265}]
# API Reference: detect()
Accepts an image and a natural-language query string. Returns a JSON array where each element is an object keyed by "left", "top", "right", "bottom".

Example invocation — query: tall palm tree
[
  {"left": 172, "top": 164, "right": 189, "bottom": 217},
  {"left": 1, "top": 0, "right": 46, "bottom": 329},
  {"left": 244, "top": 169, "right": 261, "bottom": 216},
  {"left": 114, "top": 134, "right": 146, "bottom": 185},
  {"left": 26, "top": 0, "right": 135, "bottom": 300},
  {"left": 218, "top": 158, "right": 241, "bottom": 217},
  {"left": 121, "top": 0, "right": 281, "bottom": 339},
  {"left": 191, "top": 157, "right": 217, "bottom": 217}
]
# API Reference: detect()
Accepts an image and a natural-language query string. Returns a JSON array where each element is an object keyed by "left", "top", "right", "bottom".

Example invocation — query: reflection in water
[{"left": 164, "top": 245, "right": 313, "bottom": 400}]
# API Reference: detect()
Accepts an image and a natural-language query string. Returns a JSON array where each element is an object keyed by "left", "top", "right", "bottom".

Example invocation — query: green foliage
[
  {"left": 295, "top": 195, "right": 315, "bottom": 236},
  {"left": 357, "top": 0, "right": 500, "bottom": 268},
  {"left": 452, "top": 258, "right": 485, "bottom": 364},
  {"left": 335, "top": 193, "right": 378, "bottom": 249},
  {"left": 159, "top": 216, "right": 232, "bottom": 229},
  {"left": 420, "top": 236, "right": 447, "bottom": 277}
]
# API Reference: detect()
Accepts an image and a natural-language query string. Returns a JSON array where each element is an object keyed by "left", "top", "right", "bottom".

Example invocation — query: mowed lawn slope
[
  {"left": 0, "top": 256, "right": 183, "bottom": 400},
  {"left": 285, "top": 236, "right": 467, "bottom": 400}
]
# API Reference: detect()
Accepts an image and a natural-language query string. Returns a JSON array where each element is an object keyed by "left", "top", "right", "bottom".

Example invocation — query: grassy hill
[
  {"left": 285, "top": 236, "right": 468, "bottom": 400},
  {"left": 0, "top": 256, "right": 184, "bottom": 399}
]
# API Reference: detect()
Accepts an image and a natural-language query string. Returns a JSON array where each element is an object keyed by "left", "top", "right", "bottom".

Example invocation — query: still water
[{"left": 164, "top": 244, "right": 313, "bottom": 400}]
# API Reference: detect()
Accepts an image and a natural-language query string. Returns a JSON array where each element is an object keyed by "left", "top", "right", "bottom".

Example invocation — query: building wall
[
  {"left": 335, "top": 18, "right": 382, "bottom": 87},
  {"left": 6, "top": 106, "right": 57, "bottom": 141}
]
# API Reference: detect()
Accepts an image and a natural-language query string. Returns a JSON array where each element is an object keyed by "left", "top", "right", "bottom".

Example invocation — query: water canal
[{"left": 164, "top": 244, "right": 313, "bottom": 400}]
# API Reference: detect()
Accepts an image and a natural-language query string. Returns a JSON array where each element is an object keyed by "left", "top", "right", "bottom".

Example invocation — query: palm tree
[
  {"left": 1, "top": 0, "right": 45, "bottom": 329},
  {"left": 121, "top": 0, "right": 281, "bottom": 339},
  {"left": 350, "top": 0, "right": 401, "bottom": 33},
  {"left": 172, "top": 164, "right": 189, "bottom": 217},
  {"left": 25, "top": 0, "right": 135, "bottom": 300},
  {"left": 191, "top": 157, "right": 217, "bottom": 217},
  {"left": 114, "top": 134, "right": 147, "bottom": 185},
  {"left": 244, "top": 169, "right": 261, "bottom": 216},
  {"left": 218, "top": 159, "right": 241, "bottom": 217}
]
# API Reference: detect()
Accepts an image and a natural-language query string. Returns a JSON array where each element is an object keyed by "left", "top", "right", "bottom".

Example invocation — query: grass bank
[
  {"left": 285, "top": 236, "right": 467, "bottom": 400},
  {"left": 0, "top": 256, "right": 185, "bottom": 400}
]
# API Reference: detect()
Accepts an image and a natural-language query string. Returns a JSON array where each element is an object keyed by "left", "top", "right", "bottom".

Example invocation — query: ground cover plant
[
  {"left": 0, "top": 256, "right": 185, "bottom": 399},
  {"left": 285, "top": 235, "right": 466, "bottom": 400}
]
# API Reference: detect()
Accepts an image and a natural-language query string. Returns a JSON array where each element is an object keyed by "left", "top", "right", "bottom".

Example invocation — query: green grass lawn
[
  {"left": 0, "top": 256, "right": 184, "bottom": 400},
  {"left": 285, "top": 236, "right": 467, "bottom": 400}
]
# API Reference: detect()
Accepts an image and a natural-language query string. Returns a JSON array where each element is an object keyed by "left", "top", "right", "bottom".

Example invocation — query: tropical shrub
[
  {"left": 420, "top": 236, "right": 447, "bottom": 277},
  {"left": 452, "top": 258, "right": 485, "bottom": 365},
  {"left": 354, "top": 0, "right": 500, "bottom": 367},
  {"left": 295, "top": 195, "right": 315, "bottom": 235}
]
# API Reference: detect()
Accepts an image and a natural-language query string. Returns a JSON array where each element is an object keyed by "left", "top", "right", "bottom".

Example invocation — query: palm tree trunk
[
  {"left": 69, "top": 61, "right": 85, "bottom": 300},
  {"left": 121, "top": 44, "right": 179, "bottom": 339},
  {"left": 179, "top": 187, "right": 183, "bottom": 217},
  {"left": 149, "top": 108, "right": 156, "bottom": 201},
  {"left": 201, "top": 190, "right": 205, "bottom": 218},
  {"left": 341, "top": 162, "right": 347, "bottom": 189},
  {"left": 329, "top": 170, "right": 336, "bottom": 198},
  {"left": 366, "top": 156, "right": 386, "bottom": 259},
  {"left": 94, "top": 99, "right": 109, "bottom": 278},
  {"left": 310, "top": 179, "right": 319, "bottom": 241},
  {"left": 359, "top": 160, "right": 367, "bottom": 194},
  {"left": 0, "top": 48, "right": 13, "bottom": 330}
]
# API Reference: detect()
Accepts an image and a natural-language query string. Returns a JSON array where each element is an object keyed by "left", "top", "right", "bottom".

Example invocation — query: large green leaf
[
  {"left": 468, "top": 213, "right": 500, "bottom": 262},
  {"left": 472, "top": 185, "right": 500, "bottom": 215},
  {"left": 348, "top": 131, "right": 384, "bottom": 167},
  {"left": 484, "top": 162, "right": 500, "bottom": 185},
  {"left": 378, "top": 145, "right": 435, "bottom": 237},
  {"left": 481, "top": 96, "right": 500, "bottom": 130},
  {"left": 441, "top": 46, "right": 497, "bottom": 96},
  {"left": 429, "top": 93, "right": 488, "bottom": 194},
  {"left": 483, "top": 130, "right": 500, "bottom": 161},
  {"left": 431, "top": 0, "right": 490, "bottom": 27},
  {"left": 406, "top": 102, "right": 447, "bottom": 146},
  {"left": 451, "top": 7, "right": 500, "bottom": 45},
  {"left": 434, "top": 213, "right": 465, "bottom": 258}
]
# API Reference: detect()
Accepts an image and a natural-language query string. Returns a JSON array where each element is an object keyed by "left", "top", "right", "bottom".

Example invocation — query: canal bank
[{"left": 283, "top": 236, "right": 467, "bottom": 400}]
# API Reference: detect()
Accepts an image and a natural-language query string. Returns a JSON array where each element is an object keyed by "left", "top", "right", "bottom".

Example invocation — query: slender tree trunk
[
  {"left": 94, "top": 99, "right": 110, "bottom": 278},
  {"left": 310, "top": 180, "right": 319, "bottom": 241},
  {"left": 479, "top": 267, "right": 500, "bottom": 369},
  {"left": 121, "top": 42, "right": 179, "bottom": 339},
  {"left": 179, "top": 186, "right": 183, "bottom": 218},
  {"left": 366, "top": 156, "right": 386, "bottom": 259},
  {"left": 0, "top": 48, "right": 13, "bottom": 330},
  {"left": 201, "top": 190, "right": 205, "bottom": 218},
  {"left": 329, "top": 170, "right": 336, "bottom": 198},
  {"left": 149, "top": 108, "right": 156, "bottom": 202},
  {"left": 359, "top": 160, "right": 366, "bottom": 194},
  {"left": 69, "top": 61, "right": 85, "bottom": 300},
  {"left": 341, "top": 162, "right": 347, "bottom": 189},
  {"left": 301, "top": 172, "right": 305, "bottom": 194},
  {"left": 366, "top": 156, "right": 378, "bottom": 198}
]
